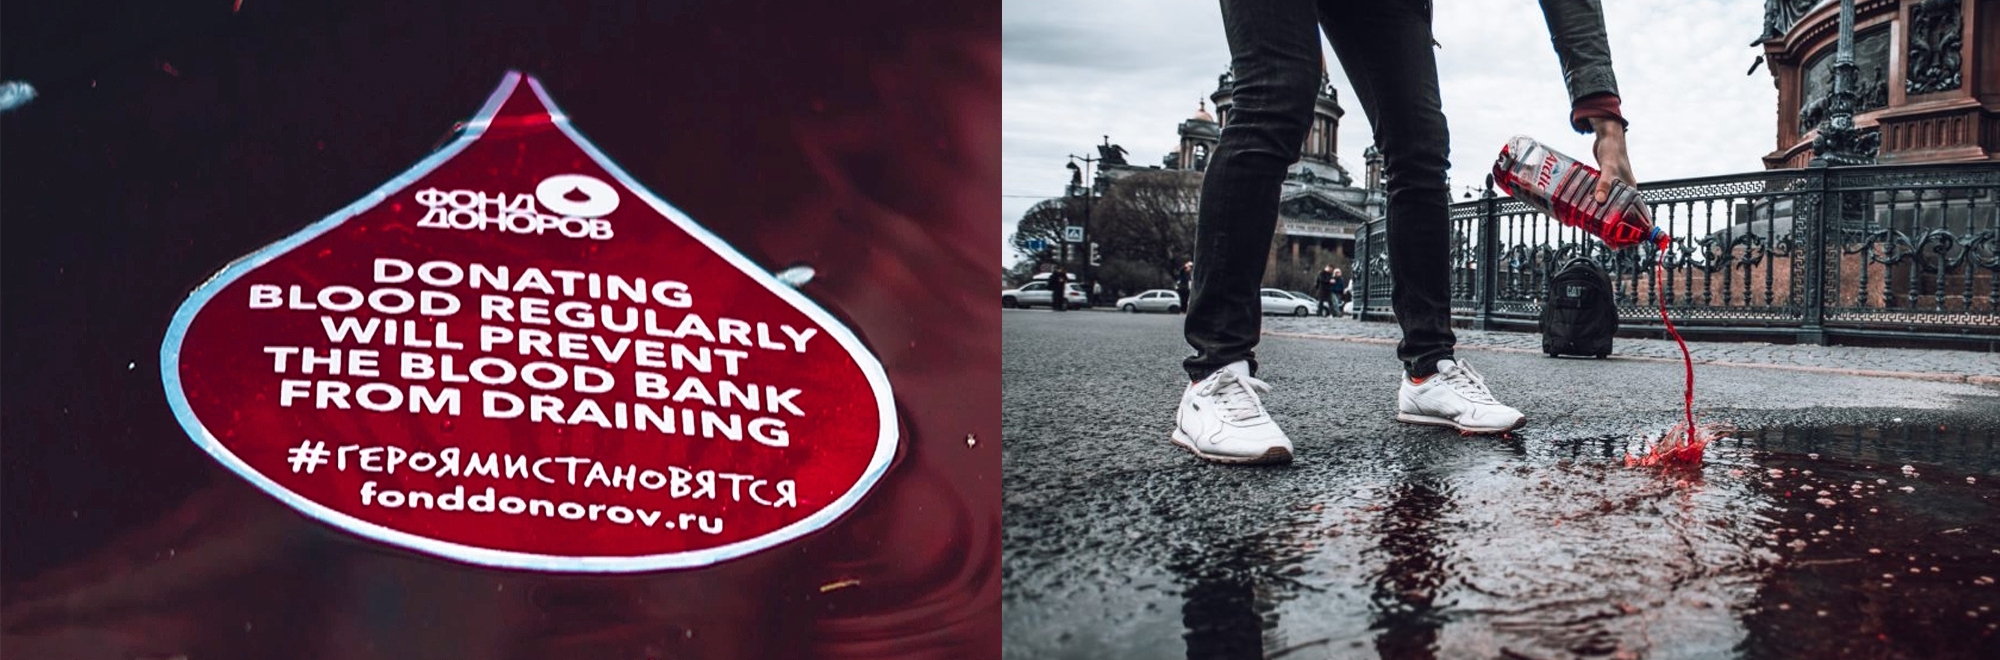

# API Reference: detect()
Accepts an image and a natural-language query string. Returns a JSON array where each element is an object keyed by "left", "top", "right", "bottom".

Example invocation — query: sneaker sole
[
  {"left": 1169, "top": 430, "right": 1294, "bottom": 465},
  {"left": 1395, "top": 411, "right": 1527, "bottom": 434}
]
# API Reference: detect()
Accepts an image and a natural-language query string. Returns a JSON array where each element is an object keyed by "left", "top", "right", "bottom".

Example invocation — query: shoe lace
[
  {"left": 1439, "top": 361, "right": 1501, "bottom": 405},
  {"left": 1202, "top": 371, "right": 1272, "bottom": 423}
]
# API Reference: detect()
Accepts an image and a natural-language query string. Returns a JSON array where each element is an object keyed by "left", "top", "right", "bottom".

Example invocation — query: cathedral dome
[{"left": 1191, "top": 100, "right": 1215, "bottom": 123}]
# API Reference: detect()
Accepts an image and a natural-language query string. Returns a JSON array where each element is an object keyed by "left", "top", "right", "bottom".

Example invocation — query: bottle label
[{"left": 1535, "top": 153, "right": 1566, "bottom": 193}]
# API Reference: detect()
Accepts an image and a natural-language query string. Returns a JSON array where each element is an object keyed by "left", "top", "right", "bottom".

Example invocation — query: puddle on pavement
[
  {"left": 1729, "top": 425, "right": 1999, "bottom": 660},
  {"left": 1005, "top": 423, "right": 2000, "bottom": 660}
]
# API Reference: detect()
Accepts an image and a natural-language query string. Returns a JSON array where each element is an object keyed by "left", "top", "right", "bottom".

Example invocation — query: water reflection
[
  {"left": 1173, "top": 534, "right": 1272, "bottom": 660},
  {"left": 1365, "top": 478, "right": 1453, "bottom": 660},
  {"left": 1280, "top": 423, "right": 1993, "bottom": 658},
  {"left": 1009, "top": 422, "right": 1999, "bottom": 659},
  {"left": 1166, "top": 515, "right": 1319, "bottom": 658}
]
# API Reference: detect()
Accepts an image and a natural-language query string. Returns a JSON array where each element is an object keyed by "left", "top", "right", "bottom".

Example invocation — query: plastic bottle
[
  {"left": 1496, "top": 136, "right": 1711, "bottom": 463},
  {"left": 1491, "top": 135, "right": 1669, "bottom": 251}
]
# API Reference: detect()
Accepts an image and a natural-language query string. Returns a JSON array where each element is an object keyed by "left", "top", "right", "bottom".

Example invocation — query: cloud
[{"left": 1002, "top": 0, "right": 1777, "bottom": 267}]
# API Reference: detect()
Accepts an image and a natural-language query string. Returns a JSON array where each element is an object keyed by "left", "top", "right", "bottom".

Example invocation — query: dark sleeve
[{"left": 1538, "top": 0, "right": 1620, "bottom": 108}]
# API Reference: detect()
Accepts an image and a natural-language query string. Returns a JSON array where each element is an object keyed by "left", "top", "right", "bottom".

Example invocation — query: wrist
[{"left": 1570, "top": 92, "right": 1626, "bottom": 133}]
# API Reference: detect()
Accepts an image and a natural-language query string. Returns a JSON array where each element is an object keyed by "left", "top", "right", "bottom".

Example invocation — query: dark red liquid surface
[{"left": 1, "top": 1, "right": 1000, "bottom": 657}]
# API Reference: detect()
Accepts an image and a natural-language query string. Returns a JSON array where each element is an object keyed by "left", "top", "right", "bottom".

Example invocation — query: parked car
[
  {"left": 1290, "top": 289, "right": 1322, "bottom": 314},
  {"left": 1259, "top": 288, "right": 1314, "bottom": 316},
  {"left": 1003, "top": 280, "right": 1090, "bottom": 309},
  {"left": 1115, "top": 289, "right": 1182, "bottom": 314}
]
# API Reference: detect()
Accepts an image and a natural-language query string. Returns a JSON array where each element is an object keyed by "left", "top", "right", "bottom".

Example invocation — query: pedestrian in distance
[
  {"left": 1313, "top": 265, "right": 1337, "bottom": 317},
  {"left": 1329, "top": 267, "right": 1349, "bottom": 318},
  {"left": 1174, "top": 261, "right": 1193, "bottom": 315},
  {"left": 1049, "top": 265, "right": 1070, "bottom": 313},
  {"left": 1172, "top": 0, "right": 1641, "bottom": 465}
]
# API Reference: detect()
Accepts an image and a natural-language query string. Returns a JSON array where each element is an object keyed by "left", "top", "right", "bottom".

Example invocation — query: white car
[
  {"left": 1259, "top": 288, "right": 1315, "bottom": 316},
  {"left": 1002, "top": 281, "right": 1089, "bottom": 309},
  {"left": 1115, "top": 289, "right": 1182, "bottom": 314}
]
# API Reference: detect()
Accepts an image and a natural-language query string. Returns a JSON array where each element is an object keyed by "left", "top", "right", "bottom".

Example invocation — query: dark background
[{"left": 1, "top": 1, "right": 1000, "bottom": 657}]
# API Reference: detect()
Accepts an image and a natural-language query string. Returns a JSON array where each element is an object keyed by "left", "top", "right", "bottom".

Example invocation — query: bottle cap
[{"left": 1649, "top": 226, "right": 1672, "bottom": 250}]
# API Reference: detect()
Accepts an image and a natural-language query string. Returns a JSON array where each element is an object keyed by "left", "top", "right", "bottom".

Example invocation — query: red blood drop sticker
[{"left": 160, "top": 72, "right": 897, "bottom": 572}]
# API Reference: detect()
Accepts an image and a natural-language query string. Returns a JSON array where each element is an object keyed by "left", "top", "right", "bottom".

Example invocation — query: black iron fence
[{"left": 1351, "top": 160, "right": 2000, "bottom": 347}]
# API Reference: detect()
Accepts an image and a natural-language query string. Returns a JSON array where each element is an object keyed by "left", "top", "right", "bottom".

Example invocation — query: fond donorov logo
[{"left": 413, "top": 173, "right": 620, "bottom": 240}]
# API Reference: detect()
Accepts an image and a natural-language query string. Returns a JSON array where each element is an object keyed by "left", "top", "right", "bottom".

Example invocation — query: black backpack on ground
[{"left": 1540, "top": 257, "right": 1617, "bottom": 358}]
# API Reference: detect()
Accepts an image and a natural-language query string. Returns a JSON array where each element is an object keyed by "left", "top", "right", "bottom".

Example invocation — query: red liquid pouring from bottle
[{"left": 1492, "top": 136, "right": 1714, "bottom": 466}]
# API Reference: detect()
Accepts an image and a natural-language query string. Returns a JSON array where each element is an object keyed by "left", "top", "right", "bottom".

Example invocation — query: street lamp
[
  {"left": 1062, "top": 161, "right": 1080, "bottom": 268},
  {"left": 1813, "top": 0, "right": 1877, "bottom": 165},
  {"left": 1066, "top": 151, "right": 1100, "bottom": 304}
]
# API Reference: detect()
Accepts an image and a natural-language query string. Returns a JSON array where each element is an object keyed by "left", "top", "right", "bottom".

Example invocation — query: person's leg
[
  {"left": 1181, "top": 0, "right": 1323, "bottom": 382},
  {"left": 1316, "top": 0, "right": 1455, "bottom": 378},
  {"left": 1171, "top": 0, "right": 1315, "bottom": 465},
  {"left": 1320, "top": 0, "right": 1521, "bottom": 433}
]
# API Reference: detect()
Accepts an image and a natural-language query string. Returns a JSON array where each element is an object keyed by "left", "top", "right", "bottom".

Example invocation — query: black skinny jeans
[{"left": 1183, "top": 0, "right": 1455, "bottom": 381}]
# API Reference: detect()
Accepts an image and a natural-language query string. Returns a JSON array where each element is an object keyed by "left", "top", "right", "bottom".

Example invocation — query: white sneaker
[
  {"left": 1172, "top": 362, "right": 1294, "bottom": 465},
  {"left": 1396, "top": 358, "right": 1527, "bottom": 433}
]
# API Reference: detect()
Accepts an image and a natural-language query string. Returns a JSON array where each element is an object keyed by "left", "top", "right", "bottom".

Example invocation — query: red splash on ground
[
  {"left": 1627, "top": 262, "right": 1724, "bottom": 467},
  {"left": 1626, "top": 420, "right": 1727, "bottom": 467}
]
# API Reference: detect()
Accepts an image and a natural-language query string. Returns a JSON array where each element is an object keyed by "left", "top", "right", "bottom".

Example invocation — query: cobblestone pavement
[{"left": 1261, "top": 315, "right": 2000, "bottom": 385}]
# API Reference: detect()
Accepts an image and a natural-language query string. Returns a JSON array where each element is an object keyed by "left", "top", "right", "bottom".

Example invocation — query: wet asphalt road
[{"left": 1001, "top": 309, "right": 2000, "bottom": 660}]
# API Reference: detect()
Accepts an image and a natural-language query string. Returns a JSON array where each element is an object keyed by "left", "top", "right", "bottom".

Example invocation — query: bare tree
[
  {"left": 1001, "top": 257, "right": 1042, "bottom": 287},
  {"left": 1008, "top": 197, "right": 1082, "bottom": 268},
  {"left": 1093, "top": 170, "right": 1200, "bottom": 286}
]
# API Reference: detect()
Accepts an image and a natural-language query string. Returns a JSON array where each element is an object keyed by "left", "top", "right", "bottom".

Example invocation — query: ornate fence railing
[{"left": 1352, "top": 160, "right": 2000, "bottom": 347}]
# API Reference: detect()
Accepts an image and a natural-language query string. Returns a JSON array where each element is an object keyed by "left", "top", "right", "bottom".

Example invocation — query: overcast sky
[{"left": 1002, "top": 0, "right": 1778, "bottom": 267}]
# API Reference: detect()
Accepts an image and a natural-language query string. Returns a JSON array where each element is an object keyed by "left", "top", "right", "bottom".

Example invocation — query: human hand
[{"left": 1589, "top": 117, "right": 1637, "bottom": 203}]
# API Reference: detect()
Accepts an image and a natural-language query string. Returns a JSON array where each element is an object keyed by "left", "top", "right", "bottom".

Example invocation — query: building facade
[
  {"left": 1094, "top": 68, "right": 1386, "bottom": 277},
  {"left": 1758, "top": 0, "right": 1998, "bottom": 168}
]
